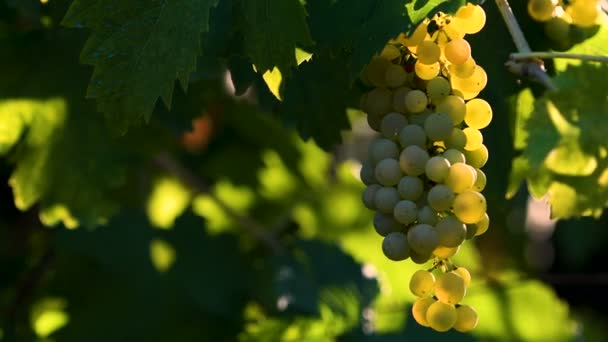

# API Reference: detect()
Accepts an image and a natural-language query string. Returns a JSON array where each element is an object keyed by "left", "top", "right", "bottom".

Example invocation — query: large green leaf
[{"left": 61, "top": 0, "right": 220, "bottom": 132}]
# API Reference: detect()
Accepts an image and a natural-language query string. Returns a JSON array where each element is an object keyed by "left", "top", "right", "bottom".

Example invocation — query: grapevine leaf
[
  {"left": 61, "top": 0, "right": 220, "bottom": 132},
  {"left": 239, "top": 0, "right": 313, "bottom": 75},
  {"left": 405, "top": 0, "right": 468, "bottom": 32}
]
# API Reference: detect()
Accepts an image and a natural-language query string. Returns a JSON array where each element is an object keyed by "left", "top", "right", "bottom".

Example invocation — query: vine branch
[
  {"left": 152, "top": 152, "right": 285, "bottom": 254},
  {"left": 511, "top": 52, "right": 608, "bottom": 63}
]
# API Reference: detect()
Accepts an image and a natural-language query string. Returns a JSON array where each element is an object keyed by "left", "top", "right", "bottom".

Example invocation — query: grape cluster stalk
[{"left": 359, "top": 2, "right": 492, "bottom": 332}]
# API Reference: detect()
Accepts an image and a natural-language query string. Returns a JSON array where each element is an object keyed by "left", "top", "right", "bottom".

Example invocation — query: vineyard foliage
[{"left": 1, "top": 0, "right": 608, "bottom": 340}]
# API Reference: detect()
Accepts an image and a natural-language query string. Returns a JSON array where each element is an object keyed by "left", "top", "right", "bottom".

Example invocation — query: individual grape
[
  {"left": 409, "top": 111, "right": 431, "bottom": 127},
  {"left": 410, "top": 270, "right": 436, "bottom": 297},
  {"left": 375, "top": 187, "right": 401, "bottom": 214},
  {"left": 473, "top": 168, "right": 486, "bottom": 192},
  {"left": 426, "top": 301, "right": 457, "bottom": 332},
  {"left": 435, "top": 272, "right": 466, "bottom": 304},
  {"left": 544, "top": 16, "right": 571, "bottom": 46},
  {"left": 364, "top": 56, "right": 391, "bottom": 87},
  {"left": 375, "top": 158, "right": 402, "bottom": 186},
  {"left": 451, "top": 66, "right": 487, "bottom": 94},
  {"left": 369, "top": 138, "right": 400, "bottom": 163},
  {"left": 400, "top": 145, "right": 430, "bottom": 176},
  {"left": 385, "top": 64, "right": 408, "bottom": 88},
  {"left": 416, "top": 40, "right": 441, "bottom": 64},
  {"left": 374, "top": 212, "right": 402, "bottom": 236},
  {"left": 405, "top": 90, "right": 428, "bottom": 113},
  {"left": 362, "top": 184, "right": 381, "bottom": 209},
  {"left": 412, "top": 297, "right": 436, "bottom": 326},
  {"left": 442, "top": 149, "right": 466, "bottom": 164},
  {"left": 403, "top": 21, "right": 429, "bottom": 47},
  {"left": 445, "top": 128, "right": 467, "bottom": 151},
  {"left": 527, "top": 0, "right": 557, "bottom": 22},
  {"left": 417, "top": 206, "right": 438, "bottom": 225},
  {"left": 360, "top": 160, "right": 378, "bottom": 185},
  {"left": 453, "top": 191, "right": 487, "bottom": 224},
  {"left": 448, "top": 57, "right": 476, "bottom": 79},
  {"left": 382, "top": 232, "right": 410, "bottom": 261},
  {"left": 410, "top": 248, "right": 433, "bottom": 264},
  {"left": 426, "top": 77, "right": 451, "bottom": 103},
  {"left": 381, "top": 112, "right": 408, "bottom": 140},
  {"left": 366, "top": 111, "right": 383, "bottom": 132},
  {"left": 452, "top": 267, "right": 471, "bottom": 287},
  {"left": 424, "top": 113, "right": 454, "bottom": 141},
  {"left": 407, "top": 224, "right": 440, "bottom": 255},
  {"left": 464, "top": 144, "right": 488, "bottom": 168},
  {"left": 569, "top": 0, "right": 599, "bottom": 27},
  {"left": 399, "top": 124, "right": 427, "bottom": 148},
  {"left": 392, "top": 86, "right": 412, "bottom": 113},
  {"left": 427, "top": 185, "right": 455, "bottom": 212},
  {"left": 445, "top": 163, "right": 477, "bottom": 193},
  {"left": 435, "top": 95, "right": 466, "bottom": 125},
  {"left": 435, "top": 216, "right": 467, "bottom": 247},
  {"left": 474, "top": 213, "right": 490, "bottom": 236},
  {"left": 380, "top": 44, "right": 401, "bottom": 60},
  {"left": 444, "top": 38, "right": 471, "bottom": 65},
  {"left": 463, "top": 128, "right": 483, "bottom": 151},
  {"left": 364, "top": 87, "right": 393, "bottom": 116},
  {"left": 443, "top": 20, "right": 465, "bottom": 40},
  {"left": 453, "top": 305, "right": 479, "bottom": 332},
  {"left": 398, "top": 176, "right": 424, "bottom": 200},
  {"left": 433, "top": 245, "right": 460, "bottom": 259},
  {"left": 464, "top": 99, "right": 493, "bottom": 129},
  {"left": 393, "top": 200, "right": 418, "bottom": 225},
  {"left": 425, "top": 156, "right": 451, "bottom": 183},
  {"left": 415, "top": 61, "right": 440, "bottom": 80},
  {"left": 455, "top": 4, "right": 486, "bottom": 34}
]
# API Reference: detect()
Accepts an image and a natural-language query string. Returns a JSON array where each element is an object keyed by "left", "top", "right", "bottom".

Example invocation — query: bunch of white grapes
[
  {"left": 359, "top": 2, "right": 490, "bottom": 332},
  {"left": 527, "top": 0, "right": 602, "bottom": 50}
]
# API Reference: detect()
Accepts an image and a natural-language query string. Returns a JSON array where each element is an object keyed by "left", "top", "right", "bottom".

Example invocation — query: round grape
[
  {"left": 400, "top": 145, "right": 430, "bottom": 176},
  {"left": 433, "top": 245, "right": 460, "bottom": 259},
  {"left": 399, "top": 124, "right": 427, "bottom": 148},
  {"left": 454, "top": 305, "right": 479, "bottom": 332},
  {"left": 444, "top": 38, "right": 471, "bottom": 65},
  {"left": 424, "top": 112, "right": 454, "bottom": 141},
  {"left": 453, "top": 190, "right": 487, "bottom": 224},
  {"left": 398, "top": 176, "right": 424, "bottom": 201},
  {"left": 425, "top": 156, "right": 451, "bottom": 183},
  {"left": 382, "top": 232, "right": 410, "bottom": 261},
  {"left": 405, "top": 90, "right": 428, "bottom": 113},
  {"left": 362, "top": 184, "right": 381, "bottom": 210},
  {"left": 463, "top": 128, "right": 483, "bottom": 151},
  {"left": 426, "top": 77, "right": 452, "bottom": 103},
  {"left": 410, "top": 270, "right": 436, "bottom": 297},
  {"left": 445, "top": 163, "right": 477, "bottom": 193},
  {"left": 443, "top": 149, "right": 466, "bottom": 164},
  {"left": 375, "top": 187, "right": 401, "bottom": 214},
  {"left": 385, "top": 64, "right": 408, "bottom": 88},
  {"left": 375, "top": 158, "right": 402, "bottom": 186},
  {"left": 465, "top": 98, "right": 492, "bottom": 129},
  {"left": 435, "top": 215, "right": 467, "bottom": 247},
  {"left": 427, "top": 184, "right": 455, "bottom": 212},
  {"left": 452, "top": 267, "right": 471, "bottom": 287},
  {"left": 393, "top": 200, "right": 418, "bottom": 225},
  {"left": 364, "top": 87, "right": 393, "bottom": 116},
  {"left": 416, "top": 40, "right": 441, "bottom": 64},
  {"left": 381, "top": 112, "right": 409, "bottom": 140},
  {"left": 412, "top": 297, "right": 436, "bottom": 327},
  {"left": 435, "top": 272, "right": 466, "bottom": 304},
  {"left": 527, "top": 0, "right": 557, "bottom": 22},
  {"left": 426, "top": 301, "right": 457, "bottom": 332},
  {"left": 473, "top": 168, "right": 486, "bottom": 192},
  {"left": 417, "top": 205, "right": 438, "bottom": 225},
  {"left": 407, "top": 224, "right": 440, "bottom": 255},
  {"left": 369, "top": 138, "right": 400, "bottom": 163},
  {"left": 435, "top": 95, "right": 466, "bottom": 125},
  {"left": 374, "top": 212, "right": 403, "bottom": 236},
  {"left": 415, "top": 61, "right": 441, "bottom": 80},
  {"left": 464, "top": 144, "right": 488, "bottom": 168},
  {"left": 445, "top": 128, "right": 467, "bottom": 151}
]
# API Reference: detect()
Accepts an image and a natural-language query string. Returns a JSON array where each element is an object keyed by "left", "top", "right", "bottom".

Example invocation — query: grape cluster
[
  {"left": 527, "top": 0, "right": 602, "bottom": 50},
  {"left": 359, "top": 3, "right": 490, "bottom": 332}
]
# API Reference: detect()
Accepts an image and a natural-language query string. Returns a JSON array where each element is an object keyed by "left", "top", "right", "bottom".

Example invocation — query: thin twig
[
  {"left": 494, "top": 0, "right": 531, "bottom": 53},
  {"left": 511, "top": 52, "right": 608, "bottom": 63},
  {"left": 152, "top": 152, "right": 284, "bottom": 254}
]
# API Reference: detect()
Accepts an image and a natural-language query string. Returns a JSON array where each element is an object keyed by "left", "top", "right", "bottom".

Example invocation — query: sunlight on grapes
[
  {"left": 149, "top": 238, "right": 177, "bottom": 273},
  {"left": 30, "top": 298, "right": 69, "bottom": 338},
  {"left": 146, "top": 176, "right": 191, "bottom": 229}
]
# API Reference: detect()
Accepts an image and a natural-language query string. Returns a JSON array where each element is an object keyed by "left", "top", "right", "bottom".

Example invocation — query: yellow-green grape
[
  {"left": 426, "top": 77, "right": 451, "bottom": 103},
  {"left": 382, "top": 232, "right": 410, "bottom": 261},
  {"left": 427, "top": 184, "right": 455, "bottom": 212},
  {"left": 364, "top": 87, "right": 393, "bottom": 116},
  {"left": 412, "top": 297, "right": 436, "bottom": 326},
  {"left": 464, "top": 99, "right": 493, "bottom": 129},
  {"left": 452, "top": 267, "right": 471, "bottom": 287},
  {"left": 569, "top": 0, "right": 599, "bottom": 27},
  {"left": 375, "top": 158, "right": 402, "bottom": 186},
  {"left": 394, "top": 200, "right": 418, "bottom": 225},
  {"left": 381, "top": 112, "right": 408, "bottom": 140},
  {"left": 364, "top": 56, "right": 391, "bottom": 87},
  {"left": 433, "top": 245, "right": 460, "bottom": 259},
  {"left": 418, "top": 205, "right": 438, "bottom": 225},
  {"left": 444, "top": 38, "right": 471, "bottom": 65},
  {"left": 464, "top": 144, "right": 488, "bottom": 168},
  {"left": 463, "top": 127, "right": 483, "bottom": 151},
  {"left": 435, "top": 95, "right": 466, "bottom": 125},
  {"left": 380, "top": 44, "right": 402, "bottom": 60},
  {"left": 435, "top": 272, "right": 466, "bottom": 304},
  {"left": 362, "top": 184, "right": 381, "bottom": 210},
  {"left": 385, "top": 64, "right": 408, "bottom": 88},
  {"left": 426, "top": 301, "right": 457, "bottom": 332},
  {"left": 392, "top": 86, "right": 411, "bottom": 113},
  {"left": 443, "top": 21, "right": 465, "bottom": 40},
  {"left": 453, "top": 190, "right": 487, "bottom": 224},
  {"left": 453, "top": 88, "right": 480, "bottom": 101},
  {"left": 409, "top": 270, "right": 436, "bottom": 297},
  {"left": 544, "top": 16, "right": 571, "bottom": 44},
  {"left": 424, "top": 112, "right": 454, "bottom": 141},
  {"left": 400, "top": 145, "right": 430, "bottom": 176},
  {"left": 373, "top": 212, "right": 402, "bottom": 236},
  {"left": 443, "top": 149, "right": 466, "bottom": 164},
  {"left": 375, "top": 186, "right": 401, "bottom": 214},
  {"left": 398, "top": 176, "right": 424, "bottom": 201},
  {"left": 417, "top": 40, "right": 441, "bottom": 64},
  {"left": 445, "top": 163, "right": 477, "bottom": 194},
  {"left": 405, "top": 90, "right": 428, "bottom": 113},
  {"left": 474, "top": 213, "right": 490, "bottom": 236},
  {"left": 403, "top": 21, "right": 429, "bottom": 47},
  {"left": 415, "top": 61, "right": 441, "bottom": 80},
  {"left": 473, "top": 168, "right": 486, "bottom": 192},
  {"left": 425, "top": 156, "right": 451, "bottom": 183},
  {"left": 448, "top": 57, "right": 476, "bottom": 78},
  {"left": 407, "top": 223, "right": 440, "bottom": 255},
  {"left": 435, "top": 215, "right": 467, "bottom": 247},
  {"left": 369, "top": 138, "right": 399, "bottom": 163},
  {"left": 399, "top": 124, "right": 427, "bottom": 148},
  {"left": 455, "top": 4, "right": 486, "bottom": 34},
  {"left": 528, "top": 0, "right": 557, "bottom": 21},
  {"left": 453, "top": 305, "right": 479, "bottom": 332},
  {"left": 445, "top": 128, "right": 467, "bottom": 151},
  {"left": 451, "top": 65, "right": 487, "bottom": 94}
]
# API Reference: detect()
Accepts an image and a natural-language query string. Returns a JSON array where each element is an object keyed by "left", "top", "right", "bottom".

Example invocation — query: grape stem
[
  {"left": 511, "top": 52, "right": 608, "bottom": 63},
  {"left": 494, "top": 0, "right": 557, "bottom": 91}
]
